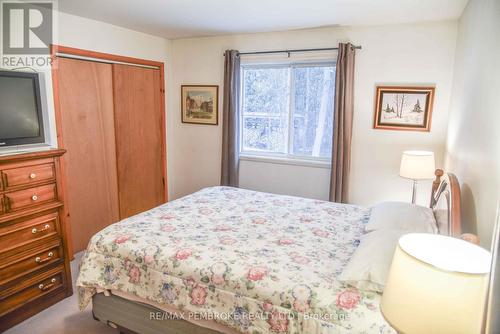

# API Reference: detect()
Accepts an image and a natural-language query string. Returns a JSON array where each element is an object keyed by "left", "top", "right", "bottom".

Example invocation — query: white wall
[
  {"left": 169, "top": 22, "right": 458, "bottom": 205},
  {"left": 239, "top": 159, "right": 331, "bottom": 200},
  {"left": 56, "top": 13, "right": 170, "bottom": 61},
  {"left": 2, "top": 11, "right": 461, "bottom": 211},
  {"left": 445, "top": 0, "right": 500, "bottom": 247}
]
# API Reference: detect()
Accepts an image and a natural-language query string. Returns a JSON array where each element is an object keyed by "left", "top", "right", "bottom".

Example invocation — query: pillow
[
  {"left": 339, "top": 229, "right": 406, "bottom": 292},
  {"left": 365, "top": 201, "right": 437, "bottom": 234}
]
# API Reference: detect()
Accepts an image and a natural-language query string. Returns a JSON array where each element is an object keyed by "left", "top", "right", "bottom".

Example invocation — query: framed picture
[
  {"left": 373, "top": 86, "right": 435, "bottom": 131},
  {"left": 181, "top": 85, "right": 219, "bottom": 125}
]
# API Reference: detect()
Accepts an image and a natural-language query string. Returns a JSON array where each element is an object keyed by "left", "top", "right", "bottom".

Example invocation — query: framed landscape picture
[
  {"left": 373, "top": 86, "right": 435, "bottom": 131},
  {"left": 181, "top": 85, "right": 219, "bottom": 125}
]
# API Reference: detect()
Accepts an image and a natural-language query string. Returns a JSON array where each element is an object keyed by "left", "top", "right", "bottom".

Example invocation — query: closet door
[
  {"left": 56, "top": 58, "right": 120, "bottom": 252},
  {"left": 112, "top": 64, "right": 165, "bottom": 218}
]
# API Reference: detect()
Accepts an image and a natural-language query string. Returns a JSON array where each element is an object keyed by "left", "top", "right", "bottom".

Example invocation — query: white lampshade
[
  {"left": 399, "top": 150, "right": 435, "bottom": 180},
  {"left": 381, "top": 233, "right": 491, "bottom": 334}
]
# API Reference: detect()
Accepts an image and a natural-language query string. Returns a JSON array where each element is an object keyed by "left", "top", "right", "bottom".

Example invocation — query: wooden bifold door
[
  {"left": 54, "top": 51, "right": 166, "bottom": 253},
  {"left": 112, "top": 64, "right": 165, "bottom": 219}
]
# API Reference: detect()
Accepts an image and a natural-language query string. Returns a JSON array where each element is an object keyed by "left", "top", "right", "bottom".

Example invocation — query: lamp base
[{"left": 411, "top": 180, "right": 418, "bottom": 204}]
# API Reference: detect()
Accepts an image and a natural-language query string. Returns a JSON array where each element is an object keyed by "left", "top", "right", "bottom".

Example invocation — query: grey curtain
[
  {"left": 221, "top": 50, "right": 241, "bottom": 187},
  {"left": 329, "top": 43, "right": 356, "bottom": 203}
]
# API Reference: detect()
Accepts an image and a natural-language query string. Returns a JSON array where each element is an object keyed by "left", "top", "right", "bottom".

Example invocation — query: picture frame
[
  {"left": 181, "top": 85, "right": 219, "bottom": 125},
  {"left": 373, "top": 86, "right": 435, "bottom": 131}
]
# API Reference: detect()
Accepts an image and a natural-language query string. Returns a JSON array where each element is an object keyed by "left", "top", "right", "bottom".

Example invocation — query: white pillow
[
  {"left": 339, "top": 229, "right": 406, "bottom": 292},
  {"left": 365, "top": 201, "right": 437, "bottom": 234}
]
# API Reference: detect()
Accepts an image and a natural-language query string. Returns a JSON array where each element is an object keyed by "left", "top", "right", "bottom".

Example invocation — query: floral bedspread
[{"left": 77, "top": 186, "right": 394, "bottom": 334}]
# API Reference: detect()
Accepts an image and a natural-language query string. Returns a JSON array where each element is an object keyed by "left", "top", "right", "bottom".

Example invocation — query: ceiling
[{"left": 58, "top": 0, "right": 468, "bottom": 39}]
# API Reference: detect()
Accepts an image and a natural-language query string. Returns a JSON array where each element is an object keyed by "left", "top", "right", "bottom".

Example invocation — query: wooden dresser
[{"left": 0, "top": 149, "right": 72, "bottom": 332}]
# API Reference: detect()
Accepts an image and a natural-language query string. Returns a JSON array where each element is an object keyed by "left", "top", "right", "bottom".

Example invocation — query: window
[{"left": 240, "top": 62, "right": 335, "bottom": 162}]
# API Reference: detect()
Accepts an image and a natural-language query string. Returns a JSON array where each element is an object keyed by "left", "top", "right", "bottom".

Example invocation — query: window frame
[{"left": 239, "top": 60, "right": 336, "bottom": 166}]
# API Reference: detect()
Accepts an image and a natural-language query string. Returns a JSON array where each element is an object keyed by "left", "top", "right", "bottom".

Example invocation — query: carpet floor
[{"left": 5, "top": 252, "right": 115, "bottom": 334}]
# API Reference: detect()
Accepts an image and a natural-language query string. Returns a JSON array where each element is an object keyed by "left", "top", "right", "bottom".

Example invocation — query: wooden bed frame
[
  {"left": 430, "top": 169, "right": 462, "bottom": 236},
  {"left": 430, "top": 169, "right": 478, "bottom": 244}
]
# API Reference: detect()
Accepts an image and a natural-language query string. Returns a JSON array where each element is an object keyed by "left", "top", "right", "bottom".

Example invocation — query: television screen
[{"left": 0, "top": 71, "right": 45, "bottom": 147}]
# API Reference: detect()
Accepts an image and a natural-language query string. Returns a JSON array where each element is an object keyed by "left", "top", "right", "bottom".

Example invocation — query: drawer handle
[
  {"left": 32, "top": 224, "right": 51, "bottom": 234},
  {"left": 38, "top": 278, "right": 57, "bottom": 291},
  {"left": 35, "top": 251, "right": 54, "bottom": 263},
  {"left": 30, "top": 173, "right": 37, "bottom": 179},
  {"left": 32, "top": 195, "right": 38, "bottom": 201},
  {"left": 3, "top": 197, "right": 11, "bottom": 212}
]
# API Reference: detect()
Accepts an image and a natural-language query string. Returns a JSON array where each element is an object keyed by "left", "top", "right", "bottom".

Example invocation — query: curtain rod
[{"left": 235, "top": 46, "right": 361, "bottom": 56}]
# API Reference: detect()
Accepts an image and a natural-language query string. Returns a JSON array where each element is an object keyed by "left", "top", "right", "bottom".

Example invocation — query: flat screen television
[{"left": 0, "top": 71, "right": 46, "bottom": 147}]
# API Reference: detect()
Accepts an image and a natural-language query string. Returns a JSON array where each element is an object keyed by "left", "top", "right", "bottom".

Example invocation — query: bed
[{"left": 76, "top": 169, "right": 463, "bottom": 334}]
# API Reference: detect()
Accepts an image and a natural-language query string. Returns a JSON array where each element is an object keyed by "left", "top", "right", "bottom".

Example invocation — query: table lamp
[
  {"left": 381, "top": 233, "right": 491, "bottom": 334},
  {"left": 400, "top": 151, "right": 435, "bottom": 203}
]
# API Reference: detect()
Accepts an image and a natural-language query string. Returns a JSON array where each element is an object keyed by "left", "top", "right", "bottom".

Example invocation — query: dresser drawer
[
  {"left": 1, "top": 163, "right": 55, "bottom": 190},
  {"left": 0, "top": 212, "right": 60, "bottom": 253},
  {"left": 0, "top": 243, "right": 62, "bottom": 285},
  {"left": 0, "top": 267, "right": 64, "bottom": 316},
  {"left": 3, "top": 184, "right": 57, "bottom": 212}
]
